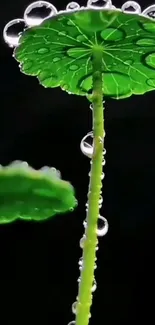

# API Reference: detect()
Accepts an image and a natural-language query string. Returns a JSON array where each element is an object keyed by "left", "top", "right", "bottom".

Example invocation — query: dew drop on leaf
[
  {"left": 76, "top": 35, "right": 87, "bottom": 42},
  {"left": 66, "top": 2, "right": 80, "bottom": 10},
  {"left": 121, "top": 1, "right": 141, "bottom": 14},
  {"left": 38, "top": 47, "right": 49, "bottom": 54},
  {"left": 58, "top": 31, "right": 67, "bottom": 36},
  {"left": 24, "top": 1, "right": 57, "bottom": 27},
  {"left": 53, "top": 57, "right": 61, "bottom": 63},
  {"left": 69, "top": 64, "right": 79, "bottom": 71},
  {"left": 143, "top": 5, "right": 155, "bottom": 19},
  {"left": 136, "top": 38, "right": 155, "bottom": 46},
  {"left": 3, "top": 19, "right": 26, "bottom": 47},
  {"left": 67, "top": 321, "right": 75, "bottom": 325},
  {"left": 87, "top": 0, "right": 112, "bottom": 9},
  {"left": 100, "top": 28, "right": 124, "bottom": 41},
  {"left": 145, "top": 52, "right": 155, "bottom": 69},
  {"left": 146, "top": 78, "right": 155, "bottom": 88}
]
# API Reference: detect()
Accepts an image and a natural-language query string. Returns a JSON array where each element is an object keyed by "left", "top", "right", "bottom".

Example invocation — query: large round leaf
[
  {"left": 0, "top": 161, "right": 77, "bottom": 223},
  {"left": 15, "top": 8, "right": 155, "bottom": 99}
]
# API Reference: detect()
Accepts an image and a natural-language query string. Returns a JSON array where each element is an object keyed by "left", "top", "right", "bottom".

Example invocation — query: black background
[{"left": 0, "top": 0, "right": 155, "bottom": 324}]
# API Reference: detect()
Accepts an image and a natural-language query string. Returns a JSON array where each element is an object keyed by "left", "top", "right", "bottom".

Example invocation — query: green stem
[{"left": 75, "top": 48, "right": 104, "bottom": 325}]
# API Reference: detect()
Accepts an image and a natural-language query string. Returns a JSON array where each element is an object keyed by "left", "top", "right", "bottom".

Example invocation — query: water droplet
[
  {"left": 124, "top": 59, "right": 133, "bottom": 65},
  {"left": 69, "top": 64, "right": 79, "bottom": 71},
  {"left": 101, "top": 172, "right": 105, "bottom": 180},
  {"left": 121, "top": 1, "right": 141, "bottom": 14},
  {"left": 3, "top": 19, "right": 26, "bottom": 47},
  {"left": 145, "top": 53, "right": 155, "bottom": 69},
  {"left": 72, "top": 301, "right": 77, "bottom": 314},
  {"left": 91, "top": 279, "right": 97, "bottom": 292},
  {"left": 76, "top": 35, "right": 86, "bottom": 42},
  {"left": 61, "top": 84, "right": 69, "bottom": 91},
  {"left": 99, "top": 196, "right": 103, "bottom": 206},
  {"left": 68, "top": 321, "right": 75, "bottom": 325},
  {"left": 146, "top": 78, "right": 155, "bottom": 88},
  {"left": 83, "top": 219, "right": 87, "bottom": 229},
  {"left": 143, "top": 5, "right": 155, "bottom": 19},
  {"left": 24, "top": 1, "right": 57, "bottom": 27},
  {"left": 87, "top": 0, "right": 112, "bottom": 9},
  {"left": 97, "top": 215, "right": 109, "bottom": 237},
  {"left": 80, "top": 132, "right": 93, "bottom": 158},
  {"left": 58, "top": 31, "right": 67, "bottom": 36},
  {"left": 80, "top": 235, "right": 86, "bottom": 248},
  {"left": 102, "top": 158, "right": 106, "bottom": 166},
  {"left": 78, "top": 257, "right": 83, "bottom": 267},
  {"left": 38, "top": 47, "right": 49, "bottom": 54},
  {"left": 9, "top": 160, "right": 29, "bottom": 169},
  {"left": 66, "top": 2, "right": 80, "bottom": 10},
  {"left": 53, "top": 57, "right": 61, "bottom": 63},
  {"left": 20, "top": 61, "right": 33, "bottom": 72},
  {"left": 100, "top": 28, "right": 124, "bottom": 42},
  {"left": 136, "top": 38, "right": 155, "bottom": 46}
]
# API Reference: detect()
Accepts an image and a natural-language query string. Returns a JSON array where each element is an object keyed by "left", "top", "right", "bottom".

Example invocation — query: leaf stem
[{"left": 75, "top": 48, "right": 104, "bottom": 325}]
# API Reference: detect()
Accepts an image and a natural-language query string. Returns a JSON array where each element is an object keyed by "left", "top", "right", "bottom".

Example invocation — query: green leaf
[
  {"left": 0, "top": 161, "right": 77, "bottom": 224},
  {"left": 15, "top": 9, "right": 155, "bottom": 99}
]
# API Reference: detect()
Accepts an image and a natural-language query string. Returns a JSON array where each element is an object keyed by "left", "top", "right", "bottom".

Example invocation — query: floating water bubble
[
  {"left": 3, "top": 19, "right": 26, "bottom": 47},
  {"left": 143, "top": 5, "right": 155, "bottom": 18},
  {"left": 24, "top": 1, "right": 57, "bottom": 26},
  {"left": 87, "top": 0, "right": 112, "bottom": 9},
  {"left": 66, "top": 2, "right": 80, "bottom": 10},
  {"left": 80, "top": 132, "right": 94, "bottom": 158},
  {"left": 121, "top": 1, "right": 141, "bottom": 14},
  {"left": 97, "top": 215, "right": 109, "bottom": 237},
  {"left": 80, "top": 235, "right": 86, "bottom": 248},
  {"left": 72, "top": 301, "right": 77, "bottom": 314},
  {"left": 91, "top": 279, "right": 97, "bottom": 292}
]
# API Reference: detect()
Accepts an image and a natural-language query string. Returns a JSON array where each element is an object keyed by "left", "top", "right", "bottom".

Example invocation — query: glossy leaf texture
[
  {"left": 0, "top": 161, "right": 77, "bottom": 223},
  {"left": 15, "top": 9, "right": 155, "bottom": 99}
]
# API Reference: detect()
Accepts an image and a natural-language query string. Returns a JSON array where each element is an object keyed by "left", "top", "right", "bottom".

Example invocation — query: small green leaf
[
  {"left": 15, "top": 9, "right": 155, "bottom": 99},
  {"left": 0, "top": 161, "right": 77, "bottom": 224}
]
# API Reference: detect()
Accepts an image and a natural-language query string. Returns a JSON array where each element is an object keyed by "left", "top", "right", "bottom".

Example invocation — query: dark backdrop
[{"left": 0, "top": 0, "right": 154, "bottom": 324}]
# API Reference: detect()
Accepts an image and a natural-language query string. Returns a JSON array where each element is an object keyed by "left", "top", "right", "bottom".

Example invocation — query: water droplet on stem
[
  {"left": 97, "top": 215, "right": 109, "bottom": 237},
  {"left": 80, "top": 132, "right": 93, "bottom": 158}
]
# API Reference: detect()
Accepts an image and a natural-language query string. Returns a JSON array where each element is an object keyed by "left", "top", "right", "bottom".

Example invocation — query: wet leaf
[
  {"left": 0, "top": 161, "right": 77, "bottom": 223},
  {"left": 15, "top": 9, "right": 155, "bottom": 99}
]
